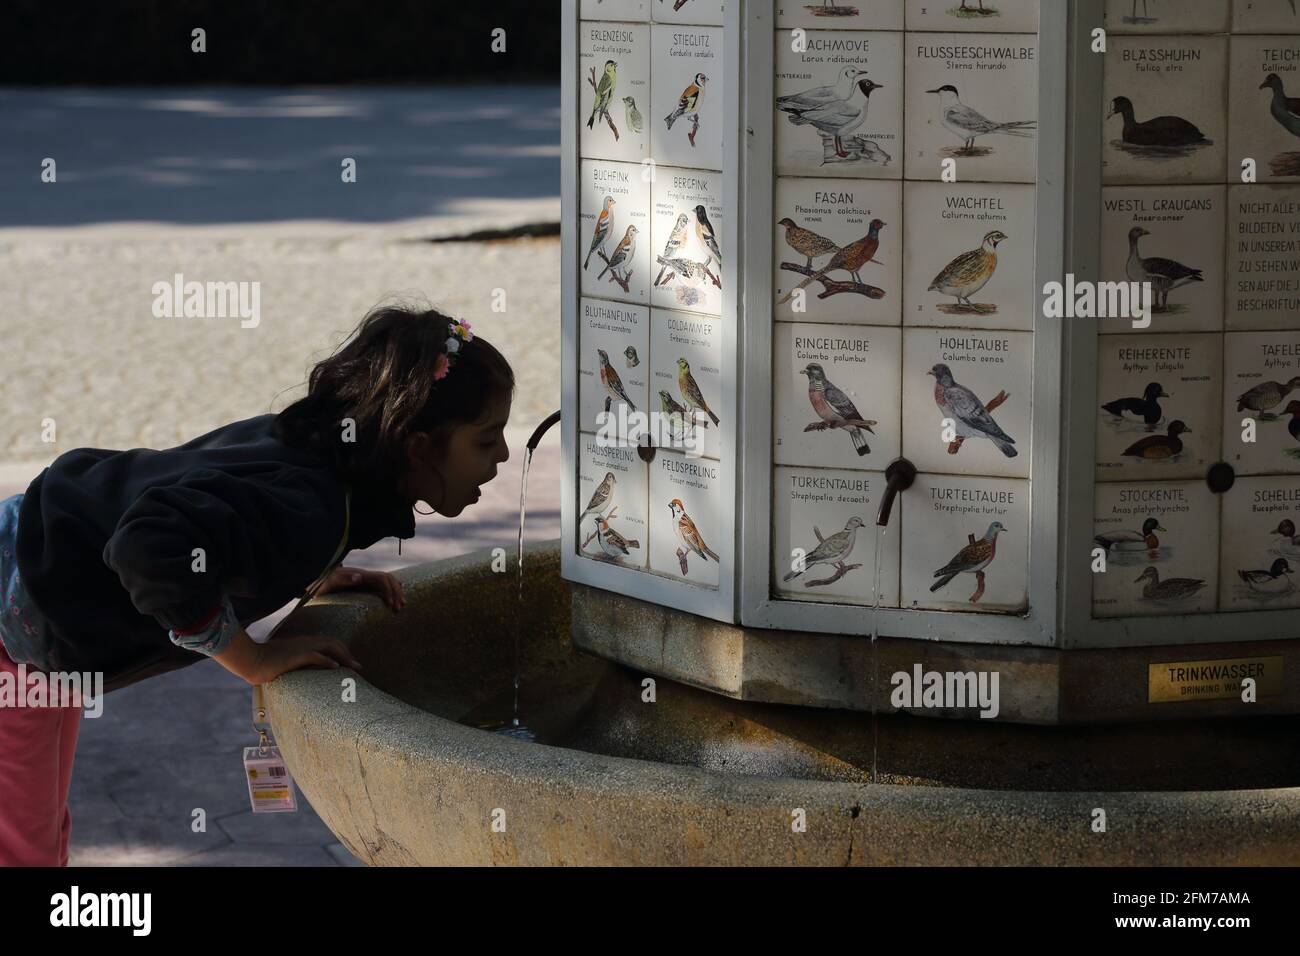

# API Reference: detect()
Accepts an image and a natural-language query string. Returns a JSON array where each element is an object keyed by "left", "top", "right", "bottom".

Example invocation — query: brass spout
[
  {"left": 876, "top": 458, "right": 917, "bottom": 527},
  {"left": 527, "top": 410, "right": 562, "bottom": 452}
]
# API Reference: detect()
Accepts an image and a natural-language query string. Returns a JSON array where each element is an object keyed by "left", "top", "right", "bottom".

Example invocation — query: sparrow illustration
[
  {"left": 597, "top": 224, "right": 637, "bottom": 281},
  {"left": 782, "top": 516, "right": 865, "bottom": 583},
  {"left": 932, "top": 522, "right": 1005, "bottom": 600},
  {"left": 777, "top": 217, "right": 838, "bottom": 269},
  {"left": 588, "top": 60, "right": 618, "bottom": 130},
  {"left": 624, "top": 345, "right": 640, "bottom": 368},
  {"left": 665, "top": 73, "right": 708, "bottom": 130},
  {"left": 801, "top": 363, "right": 876, "bottom": 456},
  {"left": 598, "top": 348, "right": 636, "bottom": 412},
  {"left": 693, "top": 204, "right": 721, "bottom": 265},
  {"left": 584, "top": 196, "right": 615, "bottom": 270},
  {"left": 622, "top": 95, "right": 644, "bottom": 134},
  {"left": 669, "top": 498, "right": 719, "bottom": 573},
  {"left": 927, "top": 85, "right": 1036, "bottom": 150},
  {"left": 677, "top": 357, "right": 720, "bottom": 426},
  {"left": 929, "top": 363, "right": 1017, "bottom": 458},
  {"left": 1125, "top": 227, "right": 1202, "bottom": 311},
  {"left": 580, "top": 472, "right": 617, "bottom": 523},
  {"left": 781, "top": 219, "right": 885, "bottom": 300},
  {"left": 654, "top": 213, "right": 691, "bottom": 286},
  {"left": 929, "top": 230, "right": 1007, "bottom": 308},
  {"left": 595, "top": 508, "right": 640, "bottom": 562}
]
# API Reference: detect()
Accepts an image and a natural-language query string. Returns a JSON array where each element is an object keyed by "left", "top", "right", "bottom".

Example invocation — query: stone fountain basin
[{"left": 264, "top": 541, "right": 1300, "bottom": 865}]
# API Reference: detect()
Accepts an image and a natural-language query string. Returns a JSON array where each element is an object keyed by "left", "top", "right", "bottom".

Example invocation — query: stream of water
[{"left": 490, "top": 444, "right": 538, "bottom": 741}]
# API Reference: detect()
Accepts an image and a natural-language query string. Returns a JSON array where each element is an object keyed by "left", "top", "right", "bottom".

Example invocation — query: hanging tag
[{"left": 243, "top": 744, "right": 299, "bottom": 813}]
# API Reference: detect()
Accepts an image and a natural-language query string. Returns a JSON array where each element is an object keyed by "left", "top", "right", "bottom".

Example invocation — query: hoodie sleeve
[{"left": 101, "top": 466, "right": 345, "bottom": 634}]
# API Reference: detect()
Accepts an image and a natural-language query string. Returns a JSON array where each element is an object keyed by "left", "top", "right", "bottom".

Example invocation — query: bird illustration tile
[
  {"left": 1225, "top": 185, "right": 1300, "bottom": 330},
  {"left": 578, "top": 298, "right": 651, "bottom": 440},
  {"left": 577, "top": 435, "right": 651, "bottom": 571},
  {"left": 902, "top": 181, "right": 1035, "bottom": 330},
  {"left": 1102, "top": 0, "right": 1230, "bottom": 34},
  {"left": 1228, "top": 35, "right": 1300, "bottom": 186},
  {"left": 650, "top": 25, "right": 723, "bottom": 170},
  {"left": 1223, "top": 331, "right": 1300, "bottom": 476},
  {"left": 903, "top": 33, "right": 1039, "bottom": 184},
  {"left": 580, "top": 160, "right": 652, "bottom": 305},
  {"left": 649, "top": 307, "right": 723, "bottom": 461},
  {"left": 899, "top": 473, "right": 1029, "bottom": 613},
  {"left": 901, "top": 328, "right": 1032, "bottom": 479},
  {"left": 773, "top": 322, "right": 902, "bottom": 470},
  {"left": 648, "top": 448, "right": 725, "bottom": 585},
  {"left": 1233, "top": 0, "right": 1300, "bottom": 33},
  {"left": 773, "top": 30, "right": 904, "bottom": 179},
  {"left": 581, "top": 0, "right": 650, "bottom": 21},
  {"left": 579, "top": 22, "right": 651, "bottom": 165},
  {"left": 772, "top": 177, "right": 902, "bottom": 325},
  {"left": 903, "top": 0, "right": 1039, "bottom": 33},
  {"left": 771, "top": 466, "right": 900, "bottom": 606},
  {"left": 1092, "top": 480, "right": 1218, "bottom": 618},
  {"left": 651, "top": 0, "right": 724, "bottom": 26},
  {"left": 651, "top": 168, "right": 724, "bottom": 315},
  {"left": 775, "top": 0, "right": 904, "bottom": 30},
  {"left": 1097, "top": 185, "right": 1225, "bottom": 334},
  {"left": 1102, "top": 35, "right": 1228, "bottom": 186},
  {"left": 1218, "top": 475, "right": 1300, "bottom": 612},
  {"left": 1094, "top": 332, "right": 1222, "bottom": 481}
]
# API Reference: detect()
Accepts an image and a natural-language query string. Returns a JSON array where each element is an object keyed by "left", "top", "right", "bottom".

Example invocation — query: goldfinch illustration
[
  {"left": 598, "top": 348, "right": 636, "bottom": 412},
  {"left": 654, "top": 213, "right": 691, "bottom": 286},
  {"left": 677, "top": 357, "right": 720, "bottom": 427},
  {"left": 588, "top": 60, "right": 618, "bottom": 130},
  {"left": 584, "top": 196, "right": 615, "bottom": 270},
  {"left": 598, "top": 224, "right": 637, "bottom": 281},
  {"left": 623, "top": 96, "right": 644, "bottom": 133},
  {"left": 665, "top": 73, "right": 708, "bottom": 130},
  {"left": 669, "top": 498, "right": 719, "bottom": 573}
]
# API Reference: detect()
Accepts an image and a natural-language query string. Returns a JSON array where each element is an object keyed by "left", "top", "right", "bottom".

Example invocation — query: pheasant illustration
[
  {"left": 677, "top": 357, "right": 719, "bottom": 427},
  {"left": 929, "top": 363, "right": 1017, "bottom": 458},
  {"left": 584, "top": 196, "right": 615, "bottom": 270},
  {"left": 669, "top": 498, "right": 719, "bottom": 575},
  {"left": 597, "top": 224, "right": 637, "bottom": 282},
  {"left": 664, "top": 73, "right": 708, "bottom": 131},
  {"left": 778, "top": 217, "right": 838, "bottom": 269},
  {"left": 801, "top": 363, "right": 876, "bottom": 457},
  {"left": 782, "top": 517, "right": 865, "bottom": 583},
  {"left": 694, "top": 204, "right": 721, "bottom": 265},
  {"left": 1125, "top": 227, "right": 1202, "bottom": 311},
  {"left": 932, "top": 521, "right": 1005, "bottom": 604},
  {"left": 929, "top": 230, "right": 1006, "bottom": 309},
  {"left": 927, "top": 85, "right": 1036, "bottom": 150},
  {"left": 587, "top": 60, "right": 618, "bottom": 130},
  {"left": 654, "top": 213, "right": 691, "bottom": 286},
  {"left": 779, "top": 219, "right": 885, "bottom": 302},
  {"left": 580, "top": 471, "right": 616, "bottom": 524},
  {"left": 598, "top": 348, "right": 636, "bottom": 412}
]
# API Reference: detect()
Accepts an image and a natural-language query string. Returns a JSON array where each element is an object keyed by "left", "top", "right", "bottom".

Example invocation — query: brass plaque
[{"left": 1148, "top": 657, "right": 1284, "bottom": 704}]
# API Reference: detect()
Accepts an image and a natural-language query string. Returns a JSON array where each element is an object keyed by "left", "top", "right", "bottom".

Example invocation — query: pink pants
[{"left": 0, "top": 640, "right": 81, "bottom": 866}]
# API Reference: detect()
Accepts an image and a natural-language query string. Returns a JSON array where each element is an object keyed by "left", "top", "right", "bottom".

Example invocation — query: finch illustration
[
  {"left": 588, "top": 60, "right": 618, "bottom": 130},
  {"left": 625, "top": 345, "right": 640, "bottom": 368},
  {"left": 693, "top": 204, "right": 721, "bottom": 265},
  {"left": 801, "top": 364, "right": 876, "bottom": 457},
  {"left": 580, "top": 471, "right": 617, "bottom": 523},
  {"left": 598, "top": 224, "right": 637, "bottom": 281},
  {"left": 677, "top": 357, "right": 720, "bottom": 427},
  {"left": 778, "top": 217, "right": 838, "bottom": 269},
  {"left": 595, "top": 509, "right": 640, "bottom": 562},
  {"left": 782, "top": 517, "right": 865, "bottom": 583},
  {"left": 665, "top": 73, "right": 708, "bottom": 130},
  {"left": 598, "top": 348, "right": 636, "bottom": 412},
  {"left": 654, "top": 213, "right": 691, "bottom": 286},
  {"left": 658, "top": 389, "right": 691, "bottom": 438},
  {"left": 584, "top": 196, "right": 615, "bottom": 270},
  {"left": 669, "top": 498, "right": 719, "bottom": 574},
  {"left": 623, "top": 96, "right": 644, "bottom": 133}
]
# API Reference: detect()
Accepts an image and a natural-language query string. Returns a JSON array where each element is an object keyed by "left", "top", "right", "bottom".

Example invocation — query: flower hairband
[{"left": 433, "top": 318, "right": 474, "bottom": 381}]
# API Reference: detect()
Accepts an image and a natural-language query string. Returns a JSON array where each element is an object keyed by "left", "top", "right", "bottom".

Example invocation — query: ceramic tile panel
[
  {"left": 1219, "top": 475, "right": 1300, "bottom": 611},
  {"left": 582, "top": 0, "right": 650, "bottom": 19},
  {"left": 1092, "top": 480, "right": 1219, "bottom": 617},
  {"left": 903, "top": 0, "right": 1039, "bottom": 33},
  {"left": 902, "top": 181, "right": 1035, "bottom": 330},
  {"left": 901, "top": 327, "right": 1032, "bottom": 479},
  {"left": 1226, "top": 185, "right": 1300, "bottom": 330},
  {"left": 775, "top": 0, "right": 905, "bottom": 31},
  {"left": 900, "top": 473, "right": 1029, "bottom": 612},
  {"left": 1095, "top": 333, "right": 1222, "bottom": 480},
  {"left": 652, "top": 0, "right": 724, "bottom": 26},
  {"left": 1228, "top": 35, "right": 1300, "bottom": 186},
  {"left": 1098, "top": 185, "right": 1226, "bottom": 334},
  {"left": 577, "top": 434, "right": 650, "bottom": 570},
  {"left": 579, "top": 299, "right": 651, "bottom": 439},
  {"left": 650, "top": 24, "right": 723, "bottom": 170},
  {"left": 580, "top": 22, "right": 652, "bottom": 165},
  {"left": 774, "top": 30, "right": 904, "bottom": 179},
  {"left": 772, "top": 177, "right": 902, "bottom": 325},
  {"left": 580, "top": 160, "right": 653, "bottom": 304},
  {"left": 1232, "top": 0, "right": 1300, "bottom": 34},
  {"left": 904, "top": 33, "right": 1038, "bottom": 183},
  {"left": 651, "top": 168, "right": 724, "bottom": 315},
  {"left": 771, "top": 466, "right": 900, "bottom": 605},
  {"left": 1102, "top": 35, "right": 1228, "bottom": 185},
  {"left": 1223, "top": 330, "right": 1300, "bottom": 475},
  {"left": 773, "top": 322, "right": 903, "bottom": 470},
  {"left": 648, "top": 448, "right": 725, "bottom": 585},
  {"left": 650, "top": 307, "right": 723, "bottom": 460},
  {"left": 1102, "top": 0, "right": 1230, "bottom": 35}
]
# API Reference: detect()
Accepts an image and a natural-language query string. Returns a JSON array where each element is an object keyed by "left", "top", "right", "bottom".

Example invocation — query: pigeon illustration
[
  {"left": 782, "top": 517, "right": 865, "bottom": 583},
  {"left": 928, "top": 363, "right": 1017, "bottom": 458},
  {"left": 801, "top": 363, "right": 875, "bottom": 456},
  {"left": 584, "top": 196, "right": 615, "bottom": 270},
  {"left": 932, "top": 522, "right": 1005, "bottom": 597}
]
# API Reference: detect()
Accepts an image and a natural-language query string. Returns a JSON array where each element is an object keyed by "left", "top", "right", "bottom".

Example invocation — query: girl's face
[{"left": 402, "top": 391, "right": 512, "bottom": 517}]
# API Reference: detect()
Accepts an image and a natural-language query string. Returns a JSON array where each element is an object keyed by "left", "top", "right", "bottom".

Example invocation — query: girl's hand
[
  {"left": 255, "top": 633, "right": 363, "bottom": 684},
  {"left": 315, "top": 565, "right": 405, "bottom": 612}
]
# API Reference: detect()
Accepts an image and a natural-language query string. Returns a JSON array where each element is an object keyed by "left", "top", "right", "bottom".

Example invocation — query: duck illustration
[
  {"left": 1135, "top": 566, "right": 1205, "bottom": 601},
  {"left": 1237, "top": 377, "right": 1300, "bottom": 419},
  {"left": 928, "top": 230, "right": 1006, "bottom": 309},
  {"left": 1107, "top": 96, "right": 1210, "bottom": 149},
  {"left": 782, "top": 516, "right": 865, "bottom": 584},
  {"left": 1125, "top": 227, "right": 1202, "bottom": 311},
  {"left": 801, "top": 363, "right": 877, "bottom": 457},
  {"left": 1238, "top": 557, "right": 1294, "bottom": 593},
  {"left": 1101, "top": 381, "right": 1168, "bottom": 429},
  {"left": 929, "top": 363, "right": 1017, "bottom": 458},
  {"left": 927, "top": 85, "right": 1036, "bottom": 151},
  {"left": 1286, "top": 400, "right": 1300, "bottom": 444},
  {"left": 781, "top": 75, "right": 884, "bottom": 158},
  {"left": 1260, "top": 74, "right": 1300, "bottom": 140},
  {"left": 1094, "top": 517, "right": 1166, "bottom": 554},
  {"left": 931, "top": 521, "right": 1005, "bottom": 604},
  {"left": 1271, "top": 518, "right": 1300, "bottom": 550},
  {"left": 1121, "top": 420, "right": 1190, "bottom": 460}
]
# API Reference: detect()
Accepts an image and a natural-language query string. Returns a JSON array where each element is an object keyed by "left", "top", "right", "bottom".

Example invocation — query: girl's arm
[{"left": 214, "top": 625, "right": 363, "bottom": 685}]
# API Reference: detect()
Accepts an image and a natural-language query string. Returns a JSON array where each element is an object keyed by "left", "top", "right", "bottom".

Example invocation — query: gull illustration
[
  {"left": 780, "top": 75, "right": 884, "bottom": 158},
  {"left": 776, "top": 66, "right": 863, "bottom": 115},
  {"left": 926, "top": 85, "right": 1036, "bottom": 150}
]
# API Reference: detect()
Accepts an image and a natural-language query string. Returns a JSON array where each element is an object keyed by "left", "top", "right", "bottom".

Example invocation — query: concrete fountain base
[{"left": 264, "top": 541, "right": 1300, "bottom": 865}]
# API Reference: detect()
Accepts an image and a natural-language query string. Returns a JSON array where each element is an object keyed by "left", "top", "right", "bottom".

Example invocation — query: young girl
[{"left": 0, "top": 303, "right": 515, "bottom": 866}]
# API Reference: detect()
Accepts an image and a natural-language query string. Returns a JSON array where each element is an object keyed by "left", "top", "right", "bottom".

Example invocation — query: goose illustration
[
  {"left": 927, "top": 85, "right": 1036, "bottom": 151},
  {"left": 1237, "top": 377, "right": 1300, "bottom": 419},
  {"left": 1121, "top": 420, "right": 1190, "bottom": 460},
  {"left": 1135, "top": 566, "right": 1205, "bottom": 601},
  {"left": 1238, "top": 557, "right": 1294, "bottom": 593},
  {"left": 780, "top": 75, "right": 884, "bottom": 158},
  {"left": 1094, "top": 517, "right": 1166, "bottom": 554},
  {"left": 1107, "top": 96, "right": 1210, "bottom": 149},
  {"left": 1101, "top": 381, "right": 1168, "bottom": 429},
  {"left": 1124, "top": 227, "right": 1202, "bottom": 311},
  {"left": 1260, "top": 73, "right": 1300, "bottom": 140},
  {"left": 928, "top": 230, "right": 1006, "bottom": 309}
]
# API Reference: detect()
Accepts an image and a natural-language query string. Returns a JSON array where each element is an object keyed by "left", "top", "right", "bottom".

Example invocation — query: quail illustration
[
  {"left": 677, "top": 357, "right": 720, "bottom": 427},
  {"left": 782, "top": 516, "right": 865, "bottom": 583},
  {"left": 580, "top": 471, "right": 617, "bottom": 524},
  {"left": 929, "top": 363, "right": 1017, "bottom": 458},
  {"left": 624, "top": 345, "right": 640, "bottom": 368},
  {"left": 801, "top": 363, "right": 876, "bottom": 457},
  {"left": 597, "top": 224, "right": 637, "bottom": 281},
  {"left": 622, "top": 95, "right": 644, "bottom": 134},
  {"left": 584, "top": 196, "right": 615, "bottom": 270},
  {"left": 587, "top": 60, "right": 618, "bottom": 130},
  {"left": 932, "top": 522, "right": 1005, "bottom": 598},
  {"left": 777, "top": 217, "right": 838, "bottom": 269},
  {"left": 598, "top": 348, "right": 636, "bottom": 412},
  {"left": 781, "top": 219, "right": 885, "bottom": 301},
  {"left": 693, "top": 204, "right": 721, "bottom": 265},
  {"left": 1125, "top": 227, "right": 1202, "bottom": 311},
  {"left": 595, "top": 509, "right": 640, "bottom": 562},
  {"left": 654, "top": 213, "right": 691, "bottom": 286},
  {"left": 927, "top": 85, "right": 1036, "bottom": 150},
  {"left": 669, "top": 498, "right": 719, "bottom": 571},
  {"left": 928, "top": 230, "right": 1007, "bottom": 308},
  {"left": 665, "top": 73, "right": 708, "bottom": 130}
]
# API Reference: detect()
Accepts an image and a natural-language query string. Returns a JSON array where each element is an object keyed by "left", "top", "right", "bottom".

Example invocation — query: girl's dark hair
[{"left": 273, "top": 301, "right": 514, "bottom": 492}]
